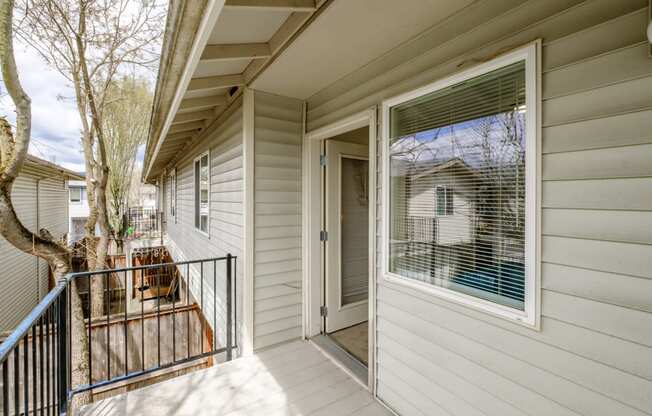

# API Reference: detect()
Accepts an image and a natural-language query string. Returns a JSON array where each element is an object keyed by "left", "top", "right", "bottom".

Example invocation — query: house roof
[
  {"left": 25, "top": 154, "right": 84, "bottom": 180},
  {"left": 409, "top": 158, "right": 482, "bottom": 181}
]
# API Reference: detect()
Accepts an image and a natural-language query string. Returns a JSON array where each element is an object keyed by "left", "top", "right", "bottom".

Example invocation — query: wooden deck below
[{"left": 79, "top": 340, "right": 391, "bottom": 416}]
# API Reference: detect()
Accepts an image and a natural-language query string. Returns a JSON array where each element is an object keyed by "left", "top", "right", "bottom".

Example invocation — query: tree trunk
[{"left": 0, "top": 1, "right": 91, "bottom": 409}]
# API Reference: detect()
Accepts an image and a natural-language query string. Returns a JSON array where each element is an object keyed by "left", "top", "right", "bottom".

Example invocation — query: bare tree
[
  {"left": 15, "top": 0, "right": 164, "bottom": 316},
  {"left": 0, "top": 0, "right": 90, "bottom": 407},
  {"left": 103, "top": 75, "right": 152, "bottom": 249}
]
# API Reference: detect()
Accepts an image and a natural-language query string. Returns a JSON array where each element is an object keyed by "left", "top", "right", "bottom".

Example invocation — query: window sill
[
  {"left": 381, "top": 272, "right": 538, "bottom": 329},
  {"left": 194, "top": 227, "right": 210, "bottom": 239}
]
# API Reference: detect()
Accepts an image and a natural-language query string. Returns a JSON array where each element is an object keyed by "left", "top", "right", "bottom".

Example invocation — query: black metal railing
[
  {"left": 0, "top": 255, "right": 236, "bottom": 415},
  {"left": 126, "top": 207, "right": 164, "bottom": 240}
]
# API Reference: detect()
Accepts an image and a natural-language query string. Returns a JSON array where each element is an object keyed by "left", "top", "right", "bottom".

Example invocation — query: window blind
[{"left": 388, "top": 60, "right": 527, "bottom": 310}]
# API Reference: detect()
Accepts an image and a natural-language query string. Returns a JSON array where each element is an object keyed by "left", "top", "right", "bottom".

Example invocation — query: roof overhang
[
  {"left": 144, "top": 0, "right": 329, "bottom": 181},
  {"left": 25, "top": 155, "right": 85, "bottom": 180}
]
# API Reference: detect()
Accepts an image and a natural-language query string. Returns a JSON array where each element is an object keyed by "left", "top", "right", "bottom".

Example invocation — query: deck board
[{"left": 79, "top": 340, "right": 392, "bottom": 416}]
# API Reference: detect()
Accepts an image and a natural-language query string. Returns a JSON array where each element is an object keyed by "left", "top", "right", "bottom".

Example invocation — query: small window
[
  {"left": 168, "top": 169, "right": 176, "bottom": 220},
  {"left": 70, "top": 187, "right": 82, "bottom": 203},
  {"left": 194, "top": 152, "right": 209, "bottom": 234},
  {"left": 383, "top": 44, "right": 537, "bottom": 325},
  {"left": 436, "top": 186, "right": 453, "bottom": 216}
]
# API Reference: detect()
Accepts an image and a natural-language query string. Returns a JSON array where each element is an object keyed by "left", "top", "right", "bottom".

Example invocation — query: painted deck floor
[{"left": 79, "top": 340, "right": 391, "bottom": 416}]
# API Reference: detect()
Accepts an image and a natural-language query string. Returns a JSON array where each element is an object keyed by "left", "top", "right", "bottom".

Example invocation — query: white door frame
[{"left": 302, "top": 108, "right": 377, "bottom": 392}]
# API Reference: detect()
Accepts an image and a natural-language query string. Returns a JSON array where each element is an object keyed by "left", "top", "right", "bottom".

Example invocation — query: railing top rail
[
  {"left": 67, "top": 255, "right": 237, "bottom": 278},
  {"left": 0, "top": 279, "right": 67, "bottom": 362}
]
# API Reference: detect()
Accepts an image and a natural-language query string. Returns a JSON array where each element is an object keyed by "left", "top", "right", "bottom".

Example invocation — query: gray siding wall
[
  {"left": 307, "top": 1, "right": 652, "bottom": 415},
  {"left": 164, "top": 103, "right": 244, "bottom": 348},
  {"left": 253, "top": 91, "right": 303, "bottom": 349},
  {"left": 0, "top": 167, "right": 68, "bottom": 332}
]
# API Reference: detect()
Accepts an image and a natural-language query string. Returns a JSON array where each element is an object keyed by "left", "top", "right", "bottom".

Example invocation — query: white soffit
[
  {"left": 209, "top": 8, "right": 291, "bottom": 44},
  {"left": 252, "top": 0, "right": 476, "bottom": 99}
]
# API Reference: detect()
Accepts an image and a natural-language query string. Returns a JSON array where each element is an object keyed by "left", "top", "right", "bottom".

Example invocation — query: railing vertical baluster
[
  {"left": 213, "top": 260, "right": 216, "bottom": 353},
  {"left": 226, "top": 254, "right": 233, "bottom": 361},
  {"left": 45, "top": 309, "right": 50, "bottom": 415},
  {"left": 32, "top": 325, "right": 36, "bottom": 416},
  {"left": 186, "top": 263, "right": 190, "bottom": 360},
  {"left": 106, "top": 272, "right": 110, "bottom": 381},
  {"left": 39, "top": 316, "right": 44, "bottom": 416},
  {"left": 67, "top": 284, "right": 71, "bottom": 391},
  {"left": 2, "top": 360, "right": 8, "bottom": 416},
  {"left": 157, "top": 266, "right": 161, "bottom": 368},
  {"left": 140, "top": 269, "right": 144, "bottom": 372},
  {"left": 14, "top": 346, "right": 20, "bottom": 415},
  {"left": 124, "top": 271, "right": 128, "bottom": 377},
  {"left": 87, "top": 274, "right": 92, "bottom": 386},
  {"left": 52, "top": 303, "right": 57, "bottom": 415},
  {"left": 23, "top": 336, "right": 29, "bottom": 415},
  {"left": 200, "top": 262, "right": 204, "bottom": 354},
  {"left": 234, "top": 257, "right": 238, "bottom": 350},
  {"left": 58, "top": 279, "right": 68, "bottom": 416},
  {"left": 172, "top": 265, "right": 176, "bottom": 363}
]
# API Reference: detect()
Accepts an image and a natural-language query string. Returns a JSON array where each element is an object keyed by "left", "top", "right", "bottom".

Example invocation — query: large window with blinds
[{"left": 383, "top": 45, "right": 537, "bottom": 323}]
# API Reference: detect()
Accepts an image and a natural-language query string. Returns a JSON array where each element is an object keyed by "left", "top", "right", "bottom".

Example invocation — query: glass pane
[
  {"left": 70, "top": 187, "right": 81, "bottom": 202},
  {"left": 340, "top": 157, "right": 369, "bottom": 306},
  {"left": 388, "top": 61, "right": 526, "bottom": 310}
]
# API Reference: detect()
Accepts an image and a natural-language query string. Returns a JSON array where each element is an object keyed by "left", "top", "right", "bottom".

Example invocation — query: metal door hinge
[
  {"left": 320, "top": 154, "right": 327, "bottom": 166},
  {"left": 320, "top": 306, "right": 328, "bottom": 317},
  {"left": 320, "top": 230, "right": 328, "bottom": 241}
]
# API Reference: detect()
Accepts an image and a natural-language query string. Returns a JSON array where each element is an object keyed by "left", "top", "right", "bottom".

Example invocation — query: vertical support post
[
  {"left": 57, "top": 282, "right": 68, "bottom": 415},
  {"left": 226, "top": 254, "right": 233, "bottom": 361}
]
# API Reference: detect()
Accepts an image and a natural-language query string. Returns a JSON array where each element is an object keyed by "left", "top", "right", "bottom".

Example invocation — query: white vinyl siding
[
  {"left": 253, "top": 91, "right": 303, "bottom": 350},
  {"left": 164, "top": 103, "right": 244, "bottom": 349},
  {"left": 307, "top": 1, "right": 652, "bottom": 415},
  {"left": 0, "top": 166, "right": 69, "bottom": 332}
]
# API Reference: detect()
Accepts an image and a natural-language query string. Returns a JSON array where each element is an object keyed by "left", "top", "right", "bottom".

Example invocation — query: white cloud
[{"left": 0, "top": 42, "right": 86, "bottom": 173}]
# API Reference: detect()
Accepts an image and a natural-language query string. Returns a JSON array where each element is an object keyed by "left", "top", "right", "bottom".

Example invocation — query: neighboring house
[
  {"left": 0, "top": 156, "right": 83, "bottom": 333},
  {"left": 137, "top": 1, "right": 652, "bottom": 415},
  {"left": 132, "top": 183, "right": 158, "bottom": 209},
  {"left": 68, "top": 179, "right": 91, "bottom": 243}
]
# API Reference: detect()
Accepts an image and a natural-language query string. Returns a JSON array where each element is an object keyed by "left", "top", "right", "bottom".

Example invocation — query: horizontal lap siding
[
  {"left": 165, "top": 104, "right": 244, "bottom": 348},
  {"left": 0, "top": 169, "right": 68, "bottom": 332},
  {"left": 307, "top": 1, "right": 652, "bottom": 415},
  {"left": 38, "top": 176, "right": 68, "bottom": 296},
  {"left": 253, "top": 91, "right": 303, "bottom": 349}
]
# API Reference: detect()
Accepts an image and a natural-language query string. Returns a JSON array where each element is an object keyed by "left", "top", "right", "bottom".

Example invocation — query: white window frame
[
  {"left": 381, "top": 43, "right": 539, "bottom": 327},
  {"left": 69, "top": 187, "right": 82, "bottom": 203},
  {"left": 193, "top": 151, "right": 210, "bottom": 237},
  {"left": 435, "top": 185, "right": 453, "bottom": 216}
]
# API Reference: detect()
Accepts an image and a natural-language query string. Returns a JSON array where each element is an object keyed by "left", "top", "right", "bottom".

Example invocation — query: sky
[
  {"left": 0, "top": 41, "right": 148, "bottom": 174},
  {"left": 0, "top": 42, "right": 88, "bottom": 172}
]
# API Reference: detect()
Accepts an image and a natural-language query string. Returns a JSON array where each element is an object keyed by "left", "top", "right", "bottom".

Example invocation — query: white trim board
[
  {"left": 242, "top": 88, "right": 255, "bottom": 355},
  {"left": 302, "top": 107, "right": 378, "bottom": 393}
]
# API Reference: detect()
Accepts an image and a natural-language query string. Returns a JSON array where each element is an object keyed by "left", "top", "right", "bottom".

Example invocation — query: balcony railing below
[{"left": 0, "top": 255, "right": 237, "bottom": 415}]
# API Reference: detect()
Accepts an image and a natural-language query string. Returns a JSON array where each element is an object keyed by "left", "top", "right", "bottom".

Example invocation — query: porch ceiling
[
  {"left": 145, "top": 0, "right": 476, "bottom": 181},
  {"left": 144, "top": 0, "right": 329, "bottom": 181},
  {"left": 252, "top": 0, "right": 476, "bottom": 100}
]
